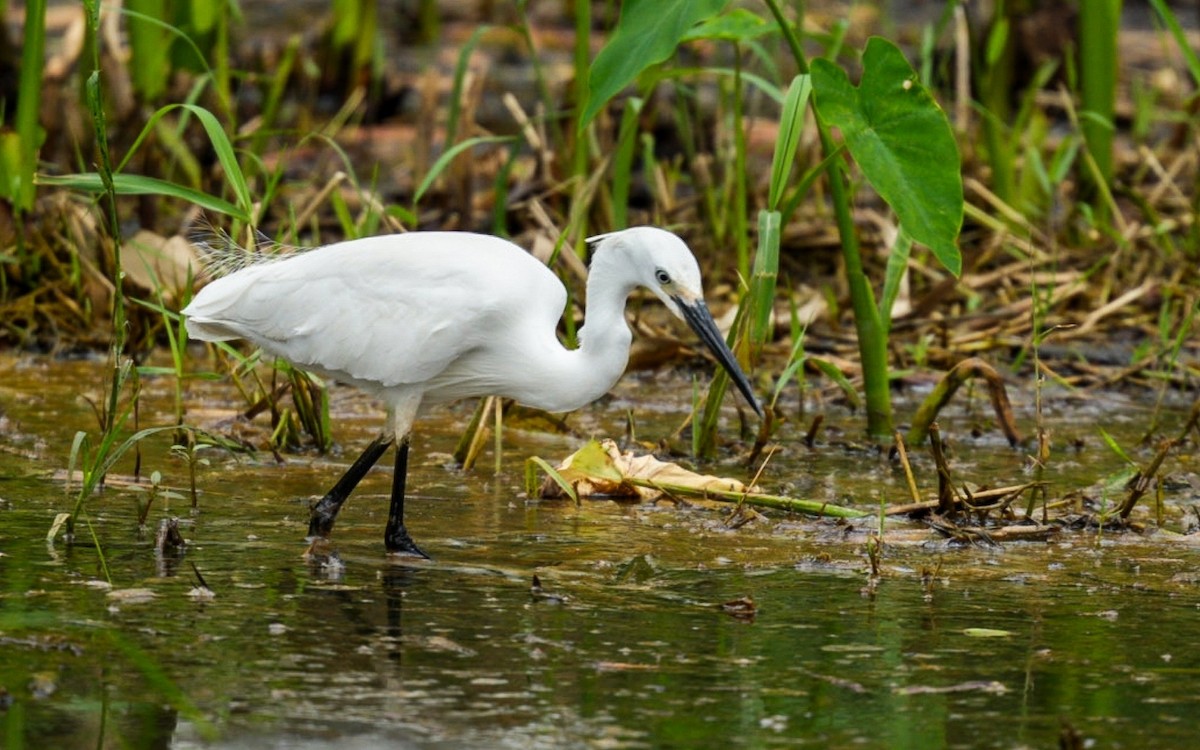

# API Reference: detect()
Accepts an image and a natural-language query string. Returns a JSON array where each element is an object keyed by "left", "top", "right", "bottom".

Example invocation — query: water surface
[{"left": 2, "top": 354, "right": 1199, "bottom": 748}]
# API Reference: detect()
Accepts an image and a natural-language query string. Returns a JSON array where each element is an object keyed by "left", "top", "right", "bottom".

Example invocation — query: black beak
[{"left": 676, "top": 297, "right": 763, "bottom": 418}]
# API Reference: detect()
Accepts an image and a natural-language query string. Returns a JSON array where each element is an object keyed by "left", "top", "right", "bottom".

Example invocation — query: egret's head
[
  {"left": 586, "top": 226, "right": 703, "bottom": 319},
  {"left": 585, "top": 227, "right": 762, "bottom": 418}
]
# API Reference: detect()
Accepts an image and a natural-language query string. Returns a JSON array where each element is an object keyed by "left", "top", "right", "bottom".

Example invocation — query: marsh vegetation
[{"left": 1, "top": 1, "right": 1199, "bottom": 747}]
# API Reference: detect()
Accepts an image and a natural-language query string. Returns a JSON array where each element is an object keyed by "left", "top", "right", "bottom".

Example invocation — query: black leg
[
  {"left": 308, "top": 434, "right": 393, "bottom": 538},
  {"left": 383, "top": 439, "right": 429, "bottom": 558}
]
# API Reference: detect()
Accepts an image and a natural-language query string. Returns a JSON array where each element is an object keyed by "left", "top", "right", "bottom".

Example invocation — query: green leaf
[
  {"left": 750, "top": 210, "right": 781, "bottom": 346},
  {"left": 84, "top": 101, "right": 251, "bottom": 220},
  {"left": 125, "top": 0, "right": 172, "bottom": 100},
  {"left": 879, "top": 229, "right": 913, "bottom": 330},
  {"left": 1097, "top": 427, "right": 1136, "bottom": 466},
  {"left": 767, "top": 74, "right": 811, "bottom": 210},
  {"left": 184, "top": 104, "right": 252, "bottom": 216},
  {"left": 1149, "top": 0, "right": 1200, "bottom": 87},
  {"left": 810, "top": 357, "right": 861, "bottom": 410},
  {"left": 191, "top": 0, "right": 218, "bottom": 33},
  {"left": 682, "top": 8, "right": 773, "bottom": 43},
  {"left": 38, "top": 173, "right": 248, "bottom": 220},
  {"left": 772, "top": 322, "right": 808, "bottom": 403},
  {"left": 984, "top": 18, "right": 1009, "bottom": 68},
  {"left": 526, "top": 456, "right": 578, "bottom": 505},
  {"left": 0, "top": 133, "right": 23, "bottom": 203},
  {"left": 7, "top": 0, "right": 47, "bottom": 211},
  {"left": 581, "top": 0, "right": 727, "bottom": 128},
  {"left": 811, "top": 37, "right": 963, "bottom": 276},
  {"left": 413, "top": 135, "right": 515, "bottom": 206},
  {"left": 650, "top": 66, "right": 785, "bottom": 103},
  {"left": 446, "top": 25, "right": 491, "bottom": 145}
]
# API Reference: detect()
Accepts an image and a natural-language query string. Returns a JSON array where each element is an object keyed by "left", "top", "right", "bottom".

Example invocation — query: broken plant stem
[
  {"left": 1177, "top": 397, "right": 1200, "bottom": 444},
  {"left": 1115, "top": 438, "right": 1174, "bottom": 519},
  {"left": 928, "top": 423, "right": 962, "bottom": 517},
  {"left": 907, "top": 357, "right": 1022, "bottom": 447},
  {"left": 893, "top": 431, "right": 922, "bottom": 505},
  {"left": 803, "top": 414, "right": 824, "bottom": 449},
  {"left": 623, "top": 477, "right": 867, "bottom": 519}
]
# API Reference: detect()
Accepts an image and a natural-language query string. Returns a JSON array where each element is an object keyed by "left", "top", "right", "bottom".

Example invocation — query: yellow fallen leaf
[
  {"left": 531, "top": 441, "right": 868, "bottom": 519},
  {"left": 539, "top": 438, "right": 748, "bottom": 501}
]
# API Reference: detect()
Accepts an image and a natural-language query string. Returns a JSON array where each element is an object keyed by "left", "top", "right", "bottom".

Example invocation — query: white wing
[{"left": 184, "top": 233, "right": 566, "bottom": 391}]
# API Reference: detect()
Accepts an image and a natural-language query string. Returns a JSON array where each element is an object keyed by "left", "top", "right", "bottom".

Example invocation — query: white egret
[{"left": 183, "top": 227, "right": 760, "bottom": 557}]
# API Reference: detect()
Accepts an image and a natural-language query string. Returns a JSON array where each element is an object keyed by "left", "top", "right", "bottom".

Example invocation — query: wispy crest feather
[{"left": 190, "top": 225, "right": 303, "bottom": 278}]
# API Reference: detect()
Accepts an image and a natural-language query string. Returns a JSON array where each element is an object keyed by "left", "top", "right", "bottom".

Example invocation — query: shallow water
[{"left": 2, "top": 353, "right": 1199, "bottom": 749}]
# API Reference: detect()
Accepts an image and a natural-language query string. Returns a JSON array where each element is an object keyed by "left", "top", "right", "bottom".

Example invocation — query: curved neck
[
  {"left": 578, "top": 246, "right": 637, "bottom": 352},
  {"left": 574, "top": 253, "right": 636, "bottom": 390},
  {"left": 507, "top": 247, "right": 637, "bottom": 413}
]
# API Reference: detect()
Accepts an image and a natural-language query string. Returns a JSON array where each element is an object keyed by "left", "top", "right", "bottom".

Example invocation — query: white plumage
[{"left": 184, "top": 226, "right": 759, "bottom": 557}]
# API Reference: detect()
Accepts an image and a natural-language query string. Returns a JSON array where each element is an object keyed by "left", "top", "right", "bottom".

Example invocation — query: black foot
[
  {"left": 385, "top": 524, "right": 430, "bottom": 559},
  {"left": 303, "top": 536, "right": 342, "bottom": 566},
  {"left": 308, "top": 494, "right": 340, "bottom": 538}
]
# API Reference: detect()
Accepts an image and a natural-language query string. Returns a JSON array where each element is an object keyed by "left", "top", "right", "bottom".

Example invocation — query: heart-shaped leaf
[
  {"left": 582, "top": 0, "right": 727, "bottom": 128},
  {"left": 812, "top": 37, "right": 963, "bottom": 276}
]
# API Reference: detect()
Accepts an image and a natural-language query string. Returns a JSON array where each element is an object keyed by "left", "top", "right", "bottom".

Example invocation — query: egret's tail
[{"left": 182, "top": 314, "right": 242, "bottom": 342}]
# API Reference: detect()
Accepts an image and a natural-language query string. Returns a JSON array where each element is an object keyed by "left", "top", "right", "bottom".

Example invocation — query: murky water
[{"left": 2, "top": 353, "right": 1199, "bottom": 749}]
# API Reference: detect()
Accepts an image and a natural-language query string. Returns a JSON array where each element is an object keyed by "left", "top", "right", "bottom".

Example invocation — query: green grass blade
[
  {"left": 1078, "top": 0, "right": 1120, "bottom": 199},
  {"left": 767, "top": 75, "right": 811, "bottom": 211},
  {"left": 40, "top": 101, "right": 252, "bottom": 221},
  {"left": 750, "top": 210, "right": 781, "bottom": 347},
  {"left": 780, "top": 144, "right": 844, "bottom": 222},
  {"left": 1148, "top": 0, "right": 1200, "bottom": 85},
  {"left": 125, "top": 0, "right": 171, "bottom": 100},
  {"left": 38, "top": 173, "right": 248, "bottom": 220},
  {"left": 526, "top": 456, "right": 578, "bottom": 504},
  {"left": 106, "top": 103, "right": 250, "bottom": 215},
  {"left": 772, "top": 322, "right": 808, "bottom": 403},
  {"left": 649, "top": 66, "right": 784, "bottom": 103},
  {"left": 8, "top": 0, "right": 47, "bottom": 211},
  {"left": 180, "top": 103, "right": 253, "bottom": 214},
  {"left": 121, "top": 4, "right": 217, "bottom": 84},
  {"left": 879, "top": 229, "right": 913, "bottom": 332},
  {"left": 1097, "top": 427, "right": 1136, "bottom": 466},
  {"left": 253, "top": 35, "right": 300, "bottom": 155},
  {"left": 447, "top": 25, "right": 491, "bottom": 144},
  {"left": 810, "top": 357, "right": 861, "bottom": 409},
  {"left": 67, "top": 431, "right": 89, "bottom": 505},
  {"left": 414, "top": 135, "right": 515, "bottom": 207},
  {"left": 611, "top": 97, "right": 644, "bottom": 229}
]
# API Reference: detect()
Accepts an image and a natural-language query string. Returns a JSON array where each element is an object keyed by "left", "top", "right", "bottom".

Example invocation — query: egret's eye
[{"left": 655, "top": 269, "right": 671, "bottom": 285}]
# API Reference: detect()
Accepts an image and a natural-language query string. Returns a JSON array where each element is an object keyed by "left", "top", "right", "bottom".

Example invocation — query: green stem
[
  {"left": 625, "top": 478, "right": 868, "bottom": 519},
  {"left": 212, "top": 0, "right": 235, "bottom": 122},
  {"left": 572, "top": 0, "right": 591, "bottom": 249},
  {"left": 1078, "top": 0, "right": 1120, "bottom": 220},
  {"left": 12, "top": 0, "right": 46, "bottom": 212},
  {"left": 765, "top": 0, "right": 893, "bottom": 437},
  {"left": 732, "top": 46, "right": 749, "bottom": 280},
  {"left": 979, "top": 0, "right": 1017, "bottom": 204},
  {"left": 82, "top": 2, "right": 128, "bottom": 439}
]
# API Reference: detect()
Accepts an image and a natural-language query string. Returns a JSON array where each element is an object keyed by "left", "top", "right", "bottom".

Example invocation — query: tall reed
[
  {"left": 1078, "top": 0, "right": 1121, "bottom": 220},
  {"left": 0, "top": 0, "right": 45, "bottom": 213}
]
